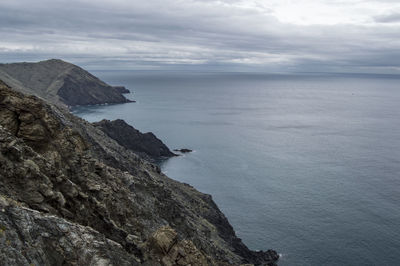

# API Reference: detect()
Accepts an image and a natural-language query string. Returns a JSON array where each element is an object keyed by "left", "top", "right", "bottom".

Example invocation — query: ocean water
[{"left": 73, "top": 71, "right": 400, "bottom": 266}]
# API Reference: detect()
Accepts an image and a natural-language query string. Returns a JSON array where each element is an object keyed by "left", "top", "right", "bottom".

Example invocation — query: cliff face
[
  {"left": 0, "top": 80, "right": 278, "bottom": 265},
  {"left": 93, "top": 119, "right": 176, "bottom": 162},
  {"left": 0, "top": 59, "right": 132, "bottom": 107}
]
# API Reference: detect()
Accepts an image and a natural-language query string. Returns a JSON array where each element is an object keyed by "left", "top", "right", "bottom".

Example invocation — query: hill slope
[
  {"left": 0, "top": 59, "right": 132, "bottom": 107},
  {"left": 0, "top": 79, "right": 279, "bottom": 265}
]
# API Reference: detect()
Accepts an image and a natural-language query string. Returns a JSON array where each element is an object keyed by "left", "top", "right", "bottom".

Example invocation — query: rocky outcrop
[
  {"left": 113, "top": 86, "right": 130, "bottom": 94},
  {"left": 0, "top": 79, "right": 279, "bottom": 265},
  {"left": 142, "top": 226, "right": 209, "bottom": 265},
  {"left": 174, "top": 148, "right": 193, "bottom": 153},
  {"left": 0, "top": 195, "right": 140, "bottom": 266},
  {"left": 0, "top": 59, "right": 132, "bottom": 107},
  {"left": 93, "top": 119, "right": 177, "bottom": 162}
]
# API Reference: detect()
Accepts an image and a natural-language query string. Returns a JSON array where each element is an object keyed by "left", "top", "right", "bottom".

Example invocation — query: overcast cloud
[{"left": 1, "top": 0, "right": 400, "bottom": 72}]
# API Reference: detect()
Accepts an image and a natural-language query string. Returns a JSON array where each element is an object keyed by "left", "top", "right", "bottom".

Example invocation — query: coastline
[{"left": 0, "top": 66, "right": 279, "bottom": 265}]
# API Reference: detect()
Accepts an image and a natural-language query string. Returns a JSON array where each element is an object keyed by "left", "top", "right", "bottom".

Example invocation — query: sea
[{"left": 73, "top": 71, "right": 400, "bottom": 266}]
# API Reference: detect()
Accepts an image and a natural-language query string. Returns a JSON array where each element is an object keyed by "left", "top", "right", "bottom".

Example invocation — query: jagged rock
[
  {"left": 0, "top": 79, "right": 279, "bottom": 265},
  {"left": 113, "top": 86, "right": 130, "bottom": 94},
  {"left": 0, "top": 59, "right": 133, "bottom": 107},
  {"left": 0, "top": 109, "right": 18, "bottom": 135},
  {"left": 0, "top": 195, "right": 140, "bottom": 266},
  {"left": 149, "top": 226, "right": 178, "bottom": 254},
  {"left": 143, "top": 226, "right": 209, "bottom": 266},
  {"left": 93, "top": 119, "right": 177, "bottom": 162}
]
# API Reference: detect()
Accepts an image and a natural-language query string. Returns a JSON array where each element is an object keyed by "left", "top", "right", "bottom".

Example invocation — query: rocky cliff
[
  {"left": 0, "top": 79, "right": 278, "bottom": 265},
  {"left": 93, "top": 119, "right": 176, "bottom": 162},
  {"left": 0, "top": 59, "right": 132, "bottom": 107}
]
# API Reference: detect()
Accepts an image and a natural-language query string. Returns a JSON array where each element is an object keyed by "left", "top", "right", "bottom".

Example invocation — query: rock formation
[
  {"left": 0, "top": 79, "right": 279, "bottom": 265},
  {"left": 0, "top": 195, "right": 140, "bottom": 266},
  {"left": 93, "top": 119, "right": 177, "bottom": 162},
  {"left": 113, "top": 86, "right": 131, "bottom": 94},
  {"left": 0, "top": 59, "right": 132, "bottom": 107},
  {"left": 174, "top": 148, "right": 193, "bottom": 153}
]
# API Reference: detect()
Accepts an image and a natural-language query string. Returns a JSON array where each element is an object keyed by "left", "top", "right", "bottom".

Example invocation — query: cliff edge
[
  {"left": 93, "top": 119, "right": 177, "bottom": 162},
  {"left": 0, "top": 79, "right": 278, "bottom": 265}
]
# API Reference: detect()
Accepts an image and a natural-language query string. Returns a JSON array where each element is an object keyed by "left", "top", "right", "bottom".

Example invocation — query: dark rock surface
[
  {"left": 113, "top": 86, "right": 130, "bottom": 94},
  {"left": 93, "top": 119, "right": 177, "bottom": 162},
  {"left": 0, "top": 59, "right": 132, "bottom": 107},
  {"left": 0, "top": 196, "right": 140, "bottom": 266},
  {"left": 174, "top": 148, "right": 193, "bottom": 153},
  {"left": 0, "top": 79, "right": 279, "bottom": 265}
]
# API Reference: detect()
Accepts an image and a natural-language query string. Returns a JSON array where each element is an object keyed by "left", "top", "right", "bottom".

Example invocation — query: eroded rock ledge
[
  {"left": 93, "top": 119, "right": 177, "bottom": 162},
  {"left": 0, "top": 80, "right": 279, "bottom": 265}
]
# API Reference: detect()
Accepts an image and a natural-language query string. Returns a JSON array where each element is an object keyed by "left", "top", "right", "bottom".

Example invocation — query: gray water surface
[{"left": 73, "top": 71, "right": 400, "bottom": 266}]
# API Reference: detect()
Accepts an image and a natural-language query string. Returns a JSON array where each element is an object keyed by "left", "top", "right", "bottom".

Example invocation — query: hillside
[
  {"left": 0, "top": 79, "right": 279, "bottom": 265},
  {"left": 0, "top": 59, "right": 132, "bottom": 107}
]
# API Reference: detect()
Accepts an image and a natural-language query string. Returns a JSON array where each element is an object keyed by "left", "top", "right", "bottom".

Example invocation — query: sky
[{"left": 1, "top": 0, "right": 400, "bottom": 73}]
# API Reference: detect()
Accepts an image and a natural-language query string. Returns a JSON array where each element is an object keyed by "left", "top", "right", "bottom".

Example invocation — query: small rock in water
[{"left": 173, "top": 148, "right": 193, "bottom": 153}]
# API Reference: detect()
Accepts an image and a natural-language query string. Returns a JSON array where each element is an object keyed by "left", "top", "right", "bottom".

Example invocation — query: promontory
[{"left": 0, "top": 60, "right": 279, "bottom": 265}]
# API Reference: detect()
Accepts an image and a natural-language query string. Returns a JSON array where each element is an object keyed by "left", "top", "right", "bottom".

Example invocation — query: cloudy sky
[{"left": 1, "top": 0, "right": 400, "bottom": 72}]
